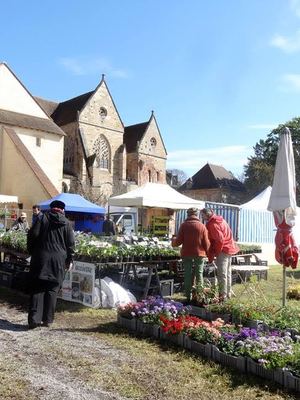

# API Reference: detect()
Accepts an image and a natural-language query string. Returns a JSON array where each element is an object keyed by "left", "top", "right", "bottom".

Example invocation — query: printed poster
[{"left": 59, "top": 261, "right": 96, "bottom": 307}]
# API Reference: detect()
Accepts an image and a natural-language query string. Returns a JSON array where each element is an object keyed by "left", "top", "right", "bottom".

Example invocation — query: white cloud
[
  {"left": 58, "top": 56, "right": 129, "bottom": 78},
  {"left": 167, "top": 145, "right": 251, "bottom": 176},
  {"left": 280, "top": 73, "right": 300, "bottom": 91},
  {"left": 270, "top": 31, "right": 300, "bottom": 53},
  {"left": 246, "top": 124, "right": 278, "bottom": 130}
]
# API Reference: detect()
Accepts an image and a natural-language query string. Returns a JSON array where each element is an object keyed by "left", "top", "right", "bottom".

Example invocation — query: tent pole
[{"left": 283, "top": 266, "right": 287, "bottom": 307}]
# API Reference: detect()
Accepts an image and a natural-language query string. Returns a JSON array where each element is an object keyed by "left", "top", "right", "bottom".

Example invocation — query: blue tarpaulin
[{"left": 39, "top": 193, "right": 105, "bottom": 214}]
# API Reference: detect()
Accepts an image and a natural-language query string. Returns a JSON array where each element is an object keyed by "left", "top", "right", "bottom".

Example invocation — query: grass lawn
[
  {"left": 232, "top": 264, "right": 300, "bottom": 309},
  {"left": 0, "top": 265, "right": 300, "bottom": 399}
]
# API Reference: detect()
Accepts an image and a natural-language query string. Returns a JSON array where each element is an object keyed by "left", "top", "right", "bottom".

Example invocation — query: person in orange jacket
[
  {"left": 172, "top": 207, "right": 210, "bottom": 301},
  {"left": 201, "top": 208, "right": 239, "bottom": 300}
]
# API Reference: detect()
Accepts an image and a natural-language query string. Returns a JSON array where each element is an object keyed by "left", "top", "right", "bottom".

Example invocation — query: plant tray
[
  {"left": 283, "top": 371, "right": 300, "bottom": 392},
  {"left": 184, "top": 337, "right": 212, "bottom": 358},
  {"left": 117, "top": 315, "right": 137, "bottom": 331},
  {"left": 212, "top": 347, "right": 246, "bottom": 372},
  {"left": 189, "top": 305, "right": 208, "bottom": 319},
  {"left": 136, "top": 320, "right": 160, "bottom": 338},
  {"left": 246, "top": 358, "right": 284, "bottom": 385},
  {"left": 160, "top": 331, "right": 185, "bottom": 347}
]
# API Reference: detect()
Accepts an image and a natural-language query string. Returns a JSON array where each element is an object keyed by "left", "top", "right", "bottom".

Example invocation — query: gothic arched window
[{"left": 93, "top": 134, "right": 110, "bottom": 170}]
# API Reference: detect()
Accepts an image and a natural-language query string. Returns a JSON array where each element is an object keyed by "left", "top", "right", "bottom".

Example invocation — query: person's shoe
[
  {"left": 28, "top": 322, "right": 40, "bottom": 330},
  {"left": 41, "top": 321, "right": 52, "bottom": 328}
]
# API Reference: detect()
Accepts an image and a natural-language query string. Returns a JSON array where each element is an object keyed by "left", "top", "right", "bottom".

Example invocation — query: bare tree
[{"left": 166, "top": 169, "right": 188, "bottom": 187}]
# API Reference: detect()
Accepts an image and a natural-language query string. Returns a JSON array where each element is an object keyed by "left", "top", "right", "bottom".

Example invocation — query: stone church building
[
  {"left": 0, "top": 63, "right": 167, "bottom": 209},
  {"left": 36, "top": 74, "right": 167, "bottom": 204},
  {"left": 36, "top": 75, "right": 167, "bottom": 204}
]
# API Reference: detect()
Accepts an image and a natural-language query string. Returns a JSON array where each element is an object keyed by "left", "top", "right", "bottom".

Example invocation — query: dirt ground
[
  {"left": 0, "top": 302, "right": 128, "bottom": 400},
  {"left": 0, "top": 292, "right": 297, "bottom": 400}
]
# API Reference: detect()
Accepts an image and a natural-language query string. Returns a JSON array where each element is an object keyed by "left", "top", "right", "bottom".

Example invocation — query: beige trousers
[{"left": 216, "top": 252, "right": 232, "bottom": 299}]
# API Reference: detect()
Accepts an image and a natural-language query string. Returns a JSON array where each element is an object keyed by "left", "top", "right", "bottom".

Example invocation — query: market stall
[
  {"left": 108, "top": 183, "right": 205, "bottom": 234},
  {"left": 39, "top": 193, "right": 105, "bottom": 234}
]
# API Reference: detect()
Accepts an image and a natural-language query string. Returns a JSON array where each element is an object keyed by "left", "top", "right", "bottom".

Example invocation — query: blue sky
[{"left": 2, "top": 0, "right": 300, "bottom": 179}]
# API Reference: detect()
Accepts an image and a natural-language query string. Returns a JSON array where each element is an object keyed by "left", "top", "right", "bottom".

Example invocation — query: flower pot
[
  {"left": 211, "top": 346, "right": 246, "bottom": 372},
  {"left": 210, "top": 312, "right": 231, "bottom": 323},
  {"left": 184, "top": 337, "right": 212, "bottom": 358},
  {"left": 283, "top": 371, "right": 300, "bottom": 392},
  {"left": 117, "top": 315, "right": 137, "bottom": 331},
  {"left": 160, "top": 331, "right": 185, "bottom": 347},
  {"left": 246, "top": 358, "right": 283, "bottom": 384},
  {"left": 245, "top": 319, "right": 264, "bottom": 329},
  {"left": 136, "top": 320, "right": 160, "bottom": 338}
]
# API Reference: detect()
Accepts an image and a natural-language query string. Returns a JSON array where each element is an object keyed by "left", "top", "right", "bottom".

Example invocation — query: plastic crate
[
  {"left": 0, "top": 271, "right": 13, "bottom": 288},
  {"left": 160, "top": 279, "right": 174, "bottom": 296}
]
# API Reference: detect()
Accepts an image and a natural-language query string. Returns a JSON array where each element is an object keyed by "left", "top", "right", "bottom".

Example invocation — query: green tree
[{"left": 244, "top": 117, "right": 300, "bottom": 202}]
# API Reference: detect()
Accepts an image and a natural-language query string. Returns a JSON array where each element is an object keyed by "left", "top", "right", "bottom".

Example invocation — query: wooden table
[{"left": 118, "top": 259, "right": 179, "bottom": 299}]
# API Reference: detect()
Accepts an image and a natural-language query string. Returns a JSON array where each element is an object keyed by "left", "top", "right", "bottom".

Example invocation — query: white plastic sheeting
[{"left": 94, "top": 277, "right": 136, "bottom": 308}]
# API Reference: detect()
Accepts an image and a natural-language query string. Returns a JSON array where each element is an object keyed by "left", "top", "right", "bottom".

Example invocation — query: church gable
[
  {"left": 0, "top": 63, "right": 49, "bottom": 119},
  {"left": 79, "top": 78, "right": 123, "bottom": 132},
  {"left": 138, "top": 114, "right": 167, "bottom": 159}
]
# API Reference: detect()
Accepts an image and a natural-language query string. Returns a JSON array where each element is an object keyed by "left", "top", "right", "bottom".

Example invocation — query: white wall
[{"left": 0, "top": 64, "right": 48, "bottom": 118}]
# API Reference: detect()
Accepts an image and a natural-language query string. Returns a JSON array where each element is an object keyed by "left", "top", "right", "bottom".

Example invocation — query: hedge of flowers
[{"left": 117, "top": 297, "right": 300, "bottom": 390}]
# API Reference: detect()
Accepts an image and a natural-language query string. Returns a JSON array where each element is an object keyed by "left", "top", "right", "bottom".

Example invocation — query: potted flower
[{"left": 117, "top": 302, "right": 138, "bottom": 331}]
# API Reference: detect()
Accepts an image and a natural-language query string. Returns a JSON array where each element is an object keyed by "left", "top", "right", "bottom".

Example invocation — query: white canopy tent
[
  {"left": 108, "top": 183, "right": 205, "bottom": 209},
  {"left": 240, "top": 187, "right": 272, "bottom": 210},
  {"left": 241, "top": 186, "right": 300, "bottom": 245},
  {"left": 0, "top": 194, "right": 18, "bottom": 204}
]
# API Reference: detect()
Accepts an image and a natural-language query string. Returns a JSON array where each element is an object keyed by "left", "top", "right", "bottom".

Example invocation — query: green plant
[
  {"left": 272, "top": 307, "right": 300, "bottom": 331},
  {"left": 191, "top": 283, "right": 220, "bottom": 307},
  {"left": 287, "top": 284, "right": 300, "bottom": 300}
]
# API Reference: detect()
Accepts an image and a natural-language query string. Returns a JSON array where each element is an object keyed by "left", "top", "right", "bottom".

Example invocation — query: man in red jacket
[
  {"left": 201, "top": 208, "right": 239, "bottom": 300},
  {"left": 172, "top": 207, "right": 210, "bottom": 301}
]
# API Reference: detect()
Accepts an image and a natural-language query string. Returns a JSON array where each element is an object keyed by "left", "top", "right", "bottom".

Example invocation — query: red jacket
[
  {"left": 172, "top": 215, "right": 210, "bottom": 257},
  {"left": 205, "top": 214, "right": 239, "bottom": 262}
]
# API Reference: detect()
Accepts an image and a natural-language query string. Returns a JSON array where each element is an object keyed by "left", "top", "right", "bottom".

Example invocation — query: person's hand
[
  {"left": 65, "top": 262, "right": 73, "bottom": 272},
  {"left": 207, "top": 261, "right": 217, "bottom": 269}
]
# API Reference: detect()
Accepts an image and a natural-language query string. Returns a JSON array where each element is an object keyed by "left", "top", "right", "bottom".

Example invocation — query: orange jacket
[
  {"left": 205, "top": 214, "right": 239, "bottom": 262},
  {"left": 172, "top": 215, "right": 210, "bottom": 257}
]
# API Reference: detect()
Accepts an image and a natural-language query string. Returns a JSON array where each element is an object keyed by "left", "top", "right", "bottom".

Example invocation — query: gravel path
[{"left": 0, "top": 304, "right": 127, "bottom": 400}]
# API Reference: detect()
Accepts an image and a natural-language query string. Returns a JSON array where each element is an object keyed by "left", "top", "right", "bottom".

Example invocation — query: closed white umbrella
[{"left": 268, "top": 127, "right": 299, "bottom": 306}]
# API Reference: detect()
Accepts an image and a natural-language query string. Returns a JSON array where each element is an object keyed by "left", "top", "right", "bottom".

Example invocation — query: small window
[
  {"left": 36, "top": 137, "right": 41, "bottom": 147},
  {"left": 99, "top": 107, "right": 107, "bottom": 121},
  {"left": 148, "top": 170, "right": 152, "bottom": 182},
  {"left": 150, "top": 137, "right": 156, "bottom": 148},
  {"left": 123, "top": 215, "right": 133, "bottom": 227}
]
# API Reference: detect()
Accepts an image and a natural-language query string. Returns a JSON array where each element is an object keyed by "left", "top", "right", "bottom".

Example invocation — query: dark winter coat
[
  {"left": 103, "top": 218, "right": 116, "bottom": 236},
  {"left": 27, "top": 210, "right": 75, "bottom": 284}
]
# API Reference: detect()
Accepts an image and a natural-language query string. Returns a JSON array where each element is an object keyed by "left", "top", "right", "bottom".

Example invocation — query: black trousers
[{"left": 28, "top": 279, "right": 61, "bottom": 325}]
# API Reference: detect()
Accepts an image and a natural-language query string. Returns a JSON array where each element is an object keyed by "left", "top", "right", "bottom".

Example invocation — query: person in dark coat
[
  {"left": 103, "top": 214, "right": 116, "bottom": 236},
  {"left": 27, "top": 200, "right": 75, "bottom": 329},
  {"left": 31, "top": 204, "right": 41, "bottom": 226}
]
